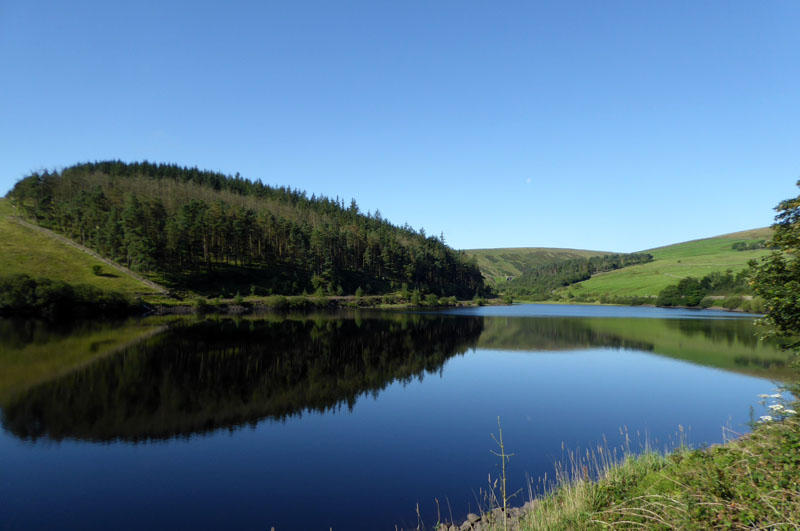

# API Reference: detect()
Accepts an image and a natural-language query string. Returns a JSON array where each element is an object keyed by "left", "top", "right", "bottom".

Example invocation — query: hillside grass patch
[
  {"left": 0, "top": 199, "right": 158, "bottom": 297},
  {"left": 563, "top": 235, "right": 772, "bottom": 298}
]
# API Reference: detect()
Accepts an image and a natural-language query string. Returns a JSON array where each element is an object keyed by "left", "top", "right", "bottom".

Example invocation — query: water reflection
[
  {"left": 477, "top": 316, "right": 791, "bottom": 379},
  {"left": 0, "top": 310, "right": 792, "bottom": 443},
  {"left": 0, "top": 308, "right": 796, "bottom": 531},
  {"left": 1, "top": 313, "right": 484, "bottom": 441}
]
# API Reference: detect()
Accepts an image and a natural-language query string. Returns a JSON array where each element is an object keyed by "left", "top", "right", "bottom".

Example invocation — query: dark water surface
[{"left": 0, "top": 305, "right": 793, "bottom": 530}]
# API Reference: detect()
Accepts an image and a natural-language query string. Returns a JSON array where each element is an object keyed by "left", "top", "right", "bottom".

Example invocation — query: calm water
[{"left": 0, "top": 305, "right": 794, "bottom": 530}]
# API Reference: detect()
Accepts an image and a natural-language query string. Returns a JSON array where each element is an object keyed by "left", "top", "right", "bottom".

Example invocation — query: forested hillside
[
  {"left": 7, "top": 161, "right": 485, "bottom": 297},
  {"left": 501, "top": 253, "right": 654, "bottom": 299},
  {"left": 465, "top": 247, "right": 612, "bottom": 285}
]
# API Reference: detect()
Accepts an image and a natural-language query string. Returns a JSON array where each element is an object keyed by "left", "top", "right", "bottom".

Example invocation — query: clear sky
[{"left": 2, "top": 1, "right": 798, "bottom": 252}]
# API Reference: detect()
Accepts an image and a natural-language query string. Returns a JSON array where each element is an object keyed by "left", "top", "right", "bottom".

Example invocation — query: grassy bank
[
  {"left": 0, "top": 199, "right": 161, "bottom": 298},
  {"left": 521, "top": 407, "right": 799, "bottom": 530},
  {"left": 448, "top": 396, "right": 799, "bottom": 530},
  {"left": 154, "top": 292, "right": 498, "bottom": 315}
]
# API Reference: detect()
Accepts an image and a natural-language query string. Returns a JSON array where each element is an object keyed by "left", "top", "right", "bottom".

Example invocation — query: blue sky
[{"left": 1, "top": 1, "right": 798, "bottom": 252}]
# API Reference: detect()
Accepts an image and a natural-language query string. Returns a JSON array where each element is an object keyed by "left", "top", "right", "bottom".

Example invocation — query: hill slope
[
  {"left": 465, "top": 247, "right": 613, "bottom": 284},
  {"left": 6, "top": 161, "right": 485, "bottom": 298},
  {"left": 0, "top": 198, "right": 162, "bottom": 297},
  {"left": 560, "top": 228, "right": 773, "bottom": 298}
]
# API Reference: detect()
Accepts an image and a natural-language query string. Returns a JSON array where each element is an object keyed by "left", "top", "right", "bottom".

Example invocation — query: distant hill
[
  {"left": 465, "top": 247, "right": 613, "bottom": 284},
  {"left": 561, "top": 228, "right": 773, "bottom": 298}
]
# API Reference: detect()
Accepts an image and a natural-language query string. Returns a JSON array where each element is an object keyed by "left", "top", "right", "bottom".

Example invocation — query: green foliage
[
  {"left": 751, "top": 183, "right": 800, "bottom": 350},
  {"left": 656, "top": 270, "right": 753, "bottom": 308},
  {"left": 655, "top": 284, "right": 682, "bottom": 307},
  {"left": 8, "top": 161, "right": 484, "bottom": 298},
  {"left": 262, "top": 295, "right": 289, "bottom": 309},
  {"left": 91, "top": 265, "right": 103, "bottom": 276},
  {"left": 410, "top": 289, "right": 422, "bottom": 306},
  {"left": 424, "top": 293, "right": 439, "bottom": 306},
  {"left": 0, "top": 274, "right": 132, "bottom": 319},
  {"left": 722, "top": 295, "right": 743, "bottom": 310},
  {"left": 732, "top": 239, "right": 767, "bottom": 251},
  {"left": 193, "top": 297, "right": 213, "bottom": 314},
  {"left": 355, "top": 286, "right": 364, "bottom": 298},
  {"left": 399, "top": 283, "right": 410, "bottom": 301}
]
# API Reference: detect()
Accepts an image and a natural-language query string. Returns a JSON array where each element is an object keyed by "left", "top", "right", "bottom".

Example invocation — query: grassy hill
[
  {"left": 0, "top": 198, "right": 162, "bottom": 297},
  {"left": 465, "top": 247, "right": 613, "bottom": 284},
  {"left": 560, "top": 228, "right": 773, "bottom": 298}
]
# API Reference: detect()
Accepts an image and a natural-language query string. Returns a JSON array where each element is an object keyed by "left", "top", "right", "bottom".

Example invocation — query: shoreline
[{"left": 441, "top": 406, "right": 799, "bottom": 530}]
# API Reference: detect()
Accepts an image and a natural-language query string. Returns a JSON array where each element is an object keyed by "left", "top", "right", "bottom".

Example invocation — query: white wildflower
[
  {"left": 769, "top": 404, "right": 785, "bottom": 411},
  {"left": 785, "top": 409, "right": 797, "bottom": 415},
  {"left": 759, "top": 415, "right": 773, "bottom": 422}
]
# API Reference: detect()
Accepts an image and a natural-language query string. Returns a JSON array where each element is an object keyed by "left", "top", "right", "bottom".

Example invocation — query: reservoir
[{"left": 0, "top": 305, "right": 791, "bottom": 530}]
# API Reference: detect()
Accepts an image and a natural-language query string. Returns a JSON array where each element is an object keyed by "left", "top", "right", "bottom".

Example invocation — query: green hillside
[
  {"left": 7, "top": 161, "right": 485, "bottom": 298},
  {"left": 0, "top": 198, "right": 161, "bottom": 297},
  {"left": 560, "top": 228, "right": 773, "bottom": 298},
  {"left": 465, "top": 247, "right": 612, "bottom": 284}
]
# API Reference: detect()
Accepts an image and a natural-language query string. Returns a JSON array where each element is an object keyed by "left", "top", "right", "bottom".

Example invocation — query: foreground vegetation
[
  {"left": 511, "top": 403, "right": 799, "bottom": 530},
  {"left": 439, "top": 395, "right": 799, "bottom": 530}
]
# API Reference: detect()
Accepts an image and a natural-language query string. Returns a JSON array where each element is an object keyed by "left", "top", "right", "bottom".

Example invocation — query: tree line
[
  {"left": 502, "top": 253, "right": 654, "bottom": 298},
  {"left": 655, "top": 269, "right": 759, "bottom": 310},
  {"left": 8, "top": 161, "right": 485, "bottom": 297},
  {"left": 0, "top": 274, "right": 132, "bottom": 319}
]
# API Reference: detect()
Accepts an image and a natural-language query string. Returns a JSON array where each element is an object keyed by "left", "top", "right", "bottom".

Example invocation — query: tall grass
[{"left": 436, "top": 400, "right": 799, "bottom": 530}]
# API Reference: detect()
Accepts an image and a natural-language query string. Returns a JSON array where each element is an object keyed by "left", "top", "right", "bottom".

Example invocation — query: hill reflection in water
[
  {"left": 1, "top": 310, "right": 791, "bottom": 443},
  {"left": 1, "top": 313, "right": 484, "bottom": 442}
]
